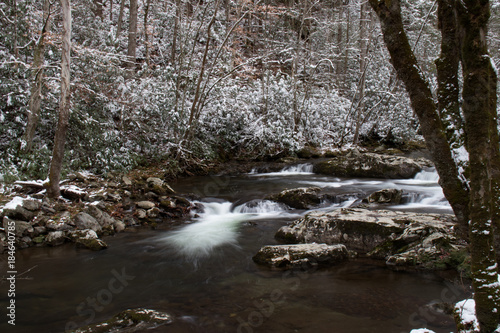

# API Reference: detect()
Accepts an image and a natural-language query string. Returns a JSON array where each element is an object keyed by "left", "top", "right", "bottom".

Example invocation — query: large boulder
[
  {"left": 73, "top": 212, "right": 102, "bottom": 233},
  {"left": 265, "top": 187, "right": 322, "bottom": 209},
  {"left": 276, "top": 208, "right": 404, "bottom": 252},
  {"left": 253, "top": 243, "right": 349, "bottom": 268},
  {"left": 313, "top": 151, "right": 432, "bottom": 179},
  {"left": 275, "top": 208, "right": 463, "bottom": 269}
]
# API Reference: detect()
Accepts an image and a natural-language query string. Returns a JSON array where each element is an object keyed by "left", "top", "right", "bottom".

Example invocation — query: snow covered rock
[
  {"left": 253, "top": 243, "right": 349, "bottom": 268},
  {"left": 2, "top": 197, "right": 36, "bottom": 221},
  {"left": 313, "top": 152, "right": 432, "bottom": 179}
]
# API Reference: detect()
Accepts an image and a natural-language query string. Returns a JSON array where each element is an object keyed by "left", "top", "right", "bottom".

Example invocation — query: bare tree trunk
[
  {"left": 144, "top": 0, "right": 152, "bottom": 67},
  {"left": 22, "top": 0, "right": 52, "bottom": 153},
  {"left": 46, "top": 0, "right": 71, "bottom": 199},
  {"left": 110, "top": 0, "right": 113, "bottom": 21},
  {"left": 335, "top": 1, "right": 344, "bottom": 89},
  {"left": 93, "top": 0, "right": 104, "bottom": 18},
  {"left": 171, "top": 0, "right": 181, "bottom": 63},
  {"left": 12, "top": 0, "right": 19, "bottom": 60},
  {"left": 343, "top": 0, "right": 350, "bottom": 92},
  {"left": 353, "top": 0, "right": 370, "bottom": 145},
  {"left": 127, "top": 0, "right": 138, "bottom": 69},
  {"left": 368, "top": 0, "right": 469, "bottom": 236},
  {"left": 457, "top": 0, "right": 500, "bottom": 330},
  {"left": 116, "top": 0, "right": 125, "bottom": 39}
]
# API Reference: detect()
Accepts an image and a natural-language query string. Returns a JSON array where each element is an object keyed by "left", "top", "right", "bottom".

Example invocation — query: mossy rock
[
  {"left": 297, "top": 146, "right": 321, "bottom": 159},
  {"left": 266, "top": 187, "right": 322, "bottom": 209},
  {"left": 32, "top": 235, "right": 45, "bottom": 244},
  {"left": 72, "top": 308, "right": 173, "bottom": 333},
  {"left": 313, "top": 152, "right": 431, "bottom": 179},
  {"left": 75, "top": 238, "right": 108, "bottom": 251}
]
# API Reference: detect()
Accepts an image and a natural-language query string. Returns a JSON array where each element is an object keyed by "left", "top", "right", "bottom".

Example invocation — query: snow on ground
[
  {"left": 1, "top": 196, "right": 25, "bottom": 213},
  {"left": 410, "top": 329, "right": 436, "bottom": 333},
  {"left": 455, "top": 299, "right": 479, "bottom": 333}
]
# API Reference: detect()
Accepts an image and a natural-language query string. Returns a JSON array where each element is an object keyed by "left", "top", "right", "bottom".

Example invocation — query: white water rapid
[
  {"left": 249, "top": 163, "right": 314, "bottom": 176},
  {"left": 164, "top": 166, "right": 451, "bottom": 258},
  {"left": 163, "top": 200, "right": 298, "bottom": 257}
]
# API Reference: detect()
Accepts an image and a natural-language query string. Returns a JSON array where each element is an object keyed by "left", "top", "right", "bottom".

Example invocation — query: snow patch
[
  {"left": 2, "top": 196, "right": 25, "bottom": 212},
  {"left": 455, "top": 299, "right": 480, "bottom": 333}
]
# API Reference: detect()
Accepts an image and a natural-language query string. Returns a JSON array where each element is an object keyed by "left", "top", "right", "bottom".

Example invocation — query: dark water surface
[{"left": 1, "top": 166, "right": 469, "bottom": 333}]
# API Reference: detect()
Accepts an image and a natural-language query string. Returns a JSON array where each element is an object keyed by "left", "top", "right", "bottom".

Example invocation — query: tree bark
[
  {"left": 46, "top": 0, "right": 72, "bottom": 199},
  {"left": 116, "top": 0, "right": 125, "bottom": 39},
  {"left": 93, "top": 0, "right": 104, "bottom": 19},
  {"left": 144, "top": 0, "right": 152, "bottom": 67},
  {"left": 353, "top": 0, "right": 371, "bottom": 145},
  {"left": 22, "top": 0, "right": 52, "bottom": 153},
  {"left": 368, "top": 0, "right": 469, "bottom": 236},
  {"left": 457, "top": 0, "right": 500, "bottom": 330},
  {"left": 435, "top": 0, "right": 464, "bottom": 150},
  {"left": 171, "top": 0, "right": 181, "bottom": 63},
  {"left": 127, "top": 0, "right": 138, "bottom": 70}
]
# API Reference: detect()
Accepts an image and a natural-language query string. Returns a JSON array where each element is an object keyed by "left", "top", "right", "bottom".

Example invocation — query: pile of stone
[{"left": 0, "top": 172, "right": 193, "bottom": 252}]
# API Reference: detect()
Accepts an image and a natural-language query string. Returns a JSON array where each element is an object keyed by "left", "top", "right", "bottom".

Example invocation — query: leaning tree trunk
[
  {"left": 46, "top": 0, "right": 71, "bottom": 199},
  {"left": 457, "top": 0, "right": 500, "bottom": 331},
  {"left": 22, "top": 0, "right": 51, "bottom": 153},
  {"left": 368, "top": 0, "right": 470, "bottom": 237}
]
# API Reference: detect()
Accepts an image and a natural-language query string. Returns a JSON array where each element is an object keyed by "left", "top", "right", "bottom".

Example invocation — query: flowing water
[{"left": 0, "top": 164, "right": 469, "bottom": 333}]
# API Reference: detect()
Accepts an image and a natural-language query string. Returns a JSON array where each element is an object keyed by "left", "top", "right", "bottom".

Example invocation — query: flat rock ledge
[
  {"left": 70, "top": 308, "right": 173, "bottom": 333},
  {"left": 275, "top": 208, "right": 465, "bottom": 269},
  {"left": 253, "top": 243, "right": 349, "bottom": 268},
  {"left": 313, "top": 151, "right": 432, "bottom": 179}
]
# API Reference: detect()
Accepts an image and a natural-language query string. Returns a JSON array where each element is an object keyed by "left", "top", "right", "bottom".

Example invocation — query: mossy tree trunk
[
  {"left": 435, "top": 0, "right": 464, "bottom": 151},
  {"left": 368, "top": 0, "right": 469, "bottom": 236},
  {"left": 457, "top": 0, "right": 500, "bottom": 331},
  {"left": 370, "top": 0, "right": 500, "bottom": 331}
]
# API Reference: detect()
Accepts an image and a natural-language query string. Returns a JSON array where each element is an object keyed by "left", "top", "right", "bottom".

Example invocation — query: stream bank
[{"left": 0, "top": 148, "right": 472, "bottom": 333}]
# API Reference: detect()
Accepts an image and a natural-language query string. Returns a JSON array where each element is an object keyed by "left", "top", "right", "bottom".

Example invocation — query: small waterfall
[
  {"left": 414, "top": 168, "right": 440, "bottom": 182},
  {"left": 280, "top": 163, "right": 314, "bottom": 174},
  {"left": 249, "top": 163, "right": 314, "bottom": 176},
  {"left": 392, "top": 168, "right": 451, "bottom": 211},
  {"left": 163, "top": 200, "right": 297, "bottom": 257},
  {"left": 234, "top": 199, "right": 288, "bottom": 214},
  {"left": 163, "top": 202, "right": 248, "bottom": 258}
]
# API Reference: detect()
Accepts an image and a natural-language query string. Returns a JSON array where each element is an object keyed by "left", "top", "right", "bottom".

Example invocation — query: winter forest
[
  {"left": 1, "top": 0, "right": 497, "bottom": 180},
  {"left": 3, "top": 0, "right": 500, "bottom": 332}
]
